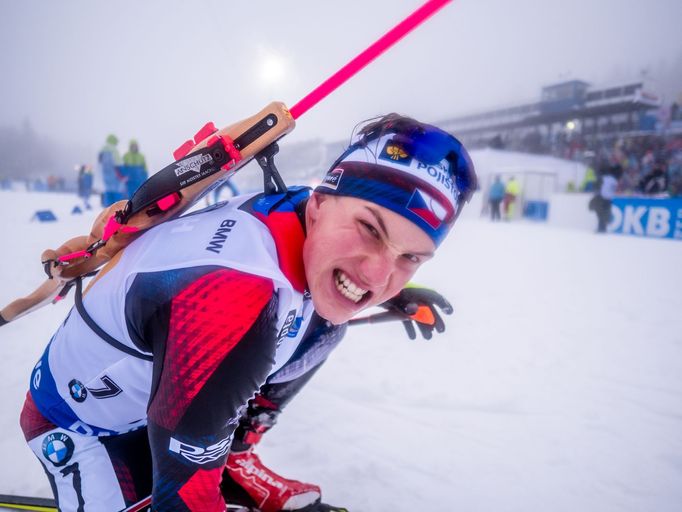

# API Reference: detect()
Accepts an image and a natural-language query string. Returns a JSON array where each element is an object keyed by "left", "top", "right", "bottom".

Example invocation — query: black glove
[{"left": 380, "top": 285, "right": 453, "bottom": 340}]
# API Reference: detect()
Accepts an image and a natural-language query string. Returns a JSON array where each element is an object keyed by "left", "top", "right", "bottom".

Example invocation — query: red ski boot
[{"left": 225, "top": 449, "right": 321, "bottom": 512}]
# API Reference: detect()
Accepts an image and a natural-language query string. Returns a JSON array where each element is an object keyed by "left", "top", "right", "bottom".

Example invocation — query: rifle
[{"left": 0, "top": 0, "right": 452, "bottom": 325}]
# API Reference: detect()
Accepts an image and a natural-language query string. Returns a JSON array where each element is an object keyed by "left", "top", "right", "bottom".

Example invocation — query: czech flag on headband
[{"left": 406, "top": 188, "right": 452, "bottom": 229}]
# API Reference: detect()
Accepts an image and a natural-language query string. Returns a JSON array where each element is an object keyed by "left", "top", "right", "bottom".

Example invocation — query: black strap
[
  {"left": 74, "top": 278, "right": 153, "bottom": 361},
  {"left": 257, "top": 143, "right": 288, "bottom": 196}
]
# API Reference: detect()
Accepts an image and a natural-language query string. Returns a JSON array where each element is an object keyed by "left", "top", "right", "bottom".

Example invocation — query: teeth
[
  {"left": 340, "top": 271, "right": 367, "bottom": 294},
  {"left": 335, "top": 270, "right": 368, "bottom": 303}
]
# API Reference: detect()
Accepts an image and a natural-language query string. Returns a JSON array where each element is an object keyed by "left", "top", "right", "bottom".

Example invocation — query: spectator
[
  {"left": 639, "top": 158, "right": 669, "bottom": 196},
  {"left": 503, "top": 175, "right": 521, "bottom": 220},
  {"left": 121, "top": 139, "right": 149, "bottom": 199},
  {"left": 619, "top": 166, "right": 640, "bottom": 194},
  {"left": 99, "top": 134, "right": 123, "bottom": 206},
  {"left": 641, "top": 149, "right": 655, "bottom": 173},
  {"left": 488, "top": 175, "right": 505, "bottom": 221},
  {"left": 590, "top": 165, "right": 619, "bottom": 233},
  {"left": 122, "top": 139, "right": 147, "bottom": 171},
  {"left": 77, "top": 164, "right": 94, "bottom": 210},
  {"left": 581, "top": 166, "right": 597, "bottom": 192},
  {"left": 47, "top": 175, "right": 58, "bottom": 191},
  {"left": 33, "top": 178, "right": 46, "bottom": 191},
  {"left": 668, "top": 150, "right": 682, "bottom": 197}
]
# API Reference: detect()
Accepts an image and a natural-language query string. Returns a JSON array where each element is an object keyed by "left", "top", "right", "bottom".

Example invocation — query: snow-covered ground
[{"left": 0, "top": 187, "right": 681, "bottom": 512}]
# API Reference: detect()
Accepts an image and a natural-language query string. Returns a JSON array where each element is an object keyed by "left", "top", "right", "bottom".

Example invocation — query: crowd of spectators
[
  {"left": 493, "top": 101, "right": 682, "bottom": 198},
  {"left": 580, "top": 133, "right": 682, "bottom": 197},
  {"left": 512, "top": 130, "right": 682, "bottom": 198}
]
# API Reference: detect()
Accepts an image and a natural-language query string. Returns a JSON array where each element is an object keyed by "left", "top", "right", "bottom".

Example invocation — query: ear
[{"left": 305, "top": 192, "right": 329, "bottom": 227}]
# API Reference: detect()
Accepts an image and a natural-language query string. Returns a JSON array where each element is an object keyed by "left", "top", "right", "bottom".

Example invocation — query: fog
[{"left": 1, "top": 0, "right": 681, "bottom": 175}]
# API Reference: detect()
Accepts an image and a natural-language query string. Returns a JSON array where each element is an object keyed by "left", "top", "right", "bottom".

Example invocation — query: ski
[
  {"left": 0, "top": 494, "right": 56, "bottom": 512},
  {"left": 0, "top": 494, "right": 345, "bottom": 512},
  {"left": 294, "top": 504, "right": 348, "bottom": 512},
  {"left": 0, "top": 494, "right": 150, "bottom": 512},
  {"left": 226, "top": 500, "right": 348, "bottom": 512}
]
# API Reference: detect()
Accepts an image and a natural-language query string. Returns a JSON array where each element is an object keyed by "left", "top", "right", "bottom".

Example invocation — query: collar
[{"left": 245, "top": 188, "right": 310, "bottom": 293}]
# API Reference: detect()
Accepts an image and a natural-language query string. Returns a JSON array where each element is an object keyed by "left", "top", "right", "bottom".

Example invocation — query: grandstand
[{"left": 436, "top": 79, "right": 662, "bottom": 149}]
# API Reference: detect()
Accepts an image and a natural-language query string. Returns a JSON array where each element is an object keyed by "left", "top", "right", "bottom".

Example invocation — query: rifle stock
[{"left": 1, "top": 102, "right": 295, "bottom": 323}]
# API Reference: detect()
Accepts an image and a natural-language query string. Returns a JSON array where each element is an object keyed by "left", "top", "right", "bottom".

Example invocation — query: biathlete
[{"left": 20, "top": 114, "right": 476, "bottom": 511}]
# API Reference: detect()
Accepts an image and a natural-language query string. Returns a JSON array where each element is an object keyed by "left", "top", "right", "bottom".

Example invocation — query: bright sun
[{"left": 259, "top": 54, "right": 287, "bottom": 86}]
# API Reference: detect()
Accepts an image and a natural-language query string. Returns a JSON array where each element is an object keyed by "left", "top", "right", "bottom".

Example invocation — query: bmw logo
[
  {"left": 42, "top": 433, "right": 75, "bottom": 467},
  {"left": 68, "top": 379, "right": 87, "bottom": 403}
]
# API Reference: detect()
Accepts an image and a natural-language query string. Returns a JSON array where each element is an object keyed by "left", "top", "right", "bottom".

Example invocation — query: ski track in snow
[{"left": 0, "top": 189, "right": 681, "bottom": 512}]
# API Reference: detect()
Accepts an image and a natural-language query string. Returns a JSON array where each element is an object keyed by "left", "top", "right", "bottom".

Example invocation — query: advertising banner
[{"left": 609, "top": 198, "right": 682, "bottom": 240}]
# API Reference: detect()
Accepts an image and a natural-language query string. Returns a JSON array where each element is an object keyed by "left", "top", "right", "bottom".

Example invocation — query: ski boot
[
  {"left": 224, "top": 448, "right": 321, "bottom": 512},
  {"left": 222, "top": 392, "right": 347, "bottom": 511}
]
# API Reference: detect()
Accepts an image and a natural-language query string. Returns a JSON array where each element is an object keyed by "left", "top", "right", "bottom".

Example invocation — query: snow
[{"left": 1, "top": 186, "right": 681, "bottom": 511}]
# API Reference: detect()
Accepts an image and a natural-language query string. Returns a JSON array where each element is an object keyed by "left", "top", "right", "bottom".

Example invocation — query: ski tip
[{"left": 0, "top": 494, "right": 56, "bottom": 512}]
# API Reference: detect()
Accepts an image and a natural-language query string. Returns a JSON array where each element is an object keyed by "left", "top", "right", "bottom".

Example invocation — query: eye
[
  {"left": 401, "top": 253, "right": 420, "bottom": 264},
  {"left": 359, "top": 220, "right": 380, "bottom": 240}
]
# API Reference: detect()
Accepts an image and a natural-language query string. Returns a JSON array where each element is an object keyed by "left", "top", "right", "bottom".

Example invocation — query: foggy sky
[{"left": 1, "top": 0, "right": 681, "bottom": 173}]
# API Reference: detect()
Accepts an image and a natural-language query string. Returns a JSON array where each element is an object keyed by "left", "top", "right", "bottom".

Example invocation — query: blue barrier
[
  {"left": 609, "top": 197, "right": 682, "bottom": 240},
  {"left": 32, "top": 210, "right": 57, "bottom": 222},
  {"left": 523, "top": 200, "right": 549, "bottom": 221}
]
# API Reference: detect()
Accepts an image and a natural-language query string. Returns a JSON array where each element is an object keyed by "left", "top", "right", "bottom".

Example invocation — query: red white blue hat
[{"left": 315, "top": 115, "right": 477, "bottom": 246}]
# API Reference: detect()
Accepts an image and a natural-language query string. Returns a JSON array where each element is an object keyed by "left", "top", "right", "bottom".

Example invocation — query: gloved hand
[{"left": 380, "top": 284, "right": 453, "bottom": 340}]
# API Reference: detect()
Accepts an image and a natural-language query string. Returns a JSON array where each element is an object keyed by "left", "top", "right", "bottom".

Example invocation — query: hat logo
[
  {"left": 406, "top": 189, "right": 451, "bottom": 229},
  {"left": 387, "top": 144, "right": 408, "bottom": 160},
  {"left": 322, "top": 168, "right": 344, "bottom": 190},
  {"left": 379, "top": 141, "right": 412, "bottom": 166}
]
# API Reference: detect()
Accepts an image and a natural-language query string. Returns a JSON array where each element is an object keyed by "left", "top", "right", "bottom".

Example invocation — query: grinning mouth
[{"left": 334, "top": 269, "right": 369, "bottom": 304}]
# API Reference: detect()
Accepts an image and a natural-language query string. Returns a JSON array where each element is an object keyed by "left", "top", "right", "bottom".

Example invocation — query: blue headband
[{"left": 315, "top": 130, "right": 475, "bottom": 246}]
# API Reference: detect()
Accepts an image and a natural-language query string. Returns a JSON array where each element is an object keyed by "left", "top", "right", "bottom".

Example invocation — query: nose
[{"left": 357, "top": 249, "right": 393, "bottom": 288}]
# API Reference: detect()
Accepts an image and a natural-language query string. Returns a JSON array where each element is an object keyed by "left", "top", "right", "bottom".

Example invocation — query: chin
[
  {"left": 312, "top": 299, "right": 354, "bottom": 325},
  {"left": 312, "top": 278, "right": 379, "bottom": 326}
]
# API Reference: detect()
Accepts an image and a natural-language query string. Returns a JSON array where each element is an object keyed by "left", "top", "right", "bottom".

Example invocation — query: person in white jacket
[{"left": 594, "top": 165, "right": 620, "bottom": 233}]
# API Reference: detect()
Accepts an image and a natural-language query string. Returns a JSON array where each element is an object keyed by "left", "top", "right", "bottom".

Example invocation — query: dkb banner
[{"left": 609, "top": 198, "right": 682, "bottom": 240}]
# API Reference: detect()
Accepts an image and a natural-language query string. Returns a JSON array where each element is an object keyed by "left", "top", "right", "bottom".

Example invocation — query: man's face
[{"left": 303, "top": 193, "right": 436, "bottom": 324}]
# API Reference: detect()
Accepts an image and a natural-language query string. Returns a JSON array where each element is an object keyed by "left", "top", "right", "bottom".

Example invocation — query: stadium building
[{"left": 437, "top": 79, "right": 663, "bottom": 150}]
